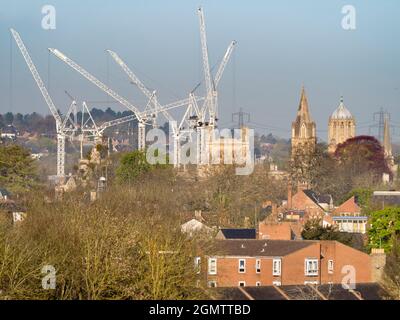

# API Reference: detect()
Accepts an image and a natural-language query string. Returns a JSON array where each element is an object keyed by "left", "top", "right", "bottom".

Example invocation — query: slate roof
[
  {"left": 302, "top": 189, "right": 332, "bottom": 211},
  {"left": 281, "top": 285, "right": 323, "bottom": 300},
  {"left": 209, "top": 239, "right": 315, "bottom": 257},
  {"left": 318, "top": 194, "right": 332, "bottom": 205},
  {"left": 303, "top": 190, "right": 322, "bottom": 204},
  {"left": 212, "top": 283, "right": 386, "bottom": 300},
  {"left": 218, "top": 228, "right": 256, "bottom": 239},
  {"left": 372, "top": 191, "right": 400, "bottom": 206}
]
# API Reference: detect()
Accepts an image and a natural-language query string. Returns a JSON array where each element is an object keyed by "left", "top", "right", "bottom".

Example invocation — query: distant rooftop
[
  {"left": 217, "top": 228, "right": 256, "bottom": 240},
  {"left": 210, "top": 239, "right": 314, "bottom": 257}
]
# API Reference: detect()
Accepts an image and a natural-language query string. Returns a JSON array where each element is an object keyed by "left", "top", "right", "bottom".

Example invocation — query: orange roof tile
[{"left": 333, "top": 196, "right": 361, "bottom": 215}]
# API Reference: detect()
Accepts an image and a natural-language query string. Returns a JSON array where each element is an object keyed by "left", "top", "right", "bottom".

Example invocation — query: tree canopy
[
  {"left": 115, "top": 150, "right": 152, "bottom": 183},
  {"left": 301, "top": 219, "right": 363, "bottom": 250},
  {"left": 290, "top": 136, "right": 391, "bottom": 204},
  {"left": 0, "top": 144, "right": 38, "bottom": 194},
  {"left": 368, "top": 207, "right": 400, "bottom": 252},
  {"left": 382, "top": 235, "right": 400, "bottom": 299},
  {"left": 334, "top": 135, "right": 391, "bottom": 180}
]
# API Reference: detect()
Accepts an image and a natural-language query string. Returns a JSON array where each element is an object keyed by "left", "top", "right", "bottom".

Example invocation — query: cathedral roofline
[{"left": 330, "top": 96, "right": 353, "bottom": 120}]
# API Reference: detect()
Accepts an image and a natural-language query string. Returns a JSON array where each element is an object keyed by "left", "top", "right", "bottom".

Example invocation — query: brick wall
[
  {"left": 281, "top": 243, "right": 321, "bottom": 285},
  {"left": 205, "top": 241, "right": 373, "bottom": 287},
  {"left": 207, "top": 257, "right": 274, "bottom": 287},
  {"left": 258, "top": 222, "right": 292, "bottom": 240}
]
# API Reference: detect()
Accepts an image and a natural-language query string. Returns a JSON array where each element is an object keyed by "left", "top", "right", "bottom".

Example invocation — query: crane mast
[
  {"left": 11, "top": 29, "right": 68, "bottom": 178},
  {"left": 10, "top": 29, "right": 63, "bottom": 126},
  {"left": 197, "top": 7, "right": 215, "bottom": 127}
]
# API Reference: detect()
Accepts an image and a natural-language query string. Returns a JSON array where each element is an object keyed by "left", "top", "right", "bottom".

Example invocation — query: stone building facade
[
  {"left": 328, "top": 97, "right": 356, "bottom": 153},
  {"left": 291, "top": 87, "right": 317, "bottom": 158}
]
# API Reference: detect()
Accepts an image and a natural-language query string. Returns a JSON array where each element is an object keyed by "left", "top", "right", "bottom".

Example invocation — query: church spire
[
  {"left": 296, "top": 86, "right": 312, "bottom": 123},
  {"left": 383, "top": 114, "right": 392, "bottom": 158}
]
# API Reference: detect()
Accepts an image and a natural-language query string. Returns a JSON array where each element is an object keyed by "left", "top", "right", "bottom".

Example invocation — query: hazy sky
[{"left": 1, "top": 0, "right": 400, "bottom": 141}]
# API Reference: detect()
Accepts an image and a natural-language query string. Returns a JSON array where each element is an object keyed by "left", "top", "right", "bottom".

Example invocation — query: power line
[
  {"left": 232, "top": 108, "right": 250, "bottom": 128},
  {"left": 369, "top": 108, "right": 389, "bottom": 142}
]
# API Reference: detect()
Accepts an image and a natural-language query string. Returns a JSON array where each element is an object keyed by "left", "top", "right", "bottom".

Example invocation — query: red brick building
[
  {"left": 202, "top": 239, "right": 373, "bottom": 288},
  {"left": 290, "top": 189, "right": 329, "bottom": 221},
  {"left": 258, "top": 221, "right": 293, "bottom": 240}
]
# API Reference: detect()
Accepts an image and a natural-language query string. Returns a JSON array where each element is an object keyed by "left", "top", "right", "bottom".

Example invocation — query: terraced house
[{"left": 202, "top": 240, "right": 382, "bottom": 288}]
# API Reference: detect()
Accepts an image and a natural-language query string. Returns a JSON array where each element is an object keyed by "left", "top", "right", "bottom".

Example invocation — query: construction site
[{"left": 9, "top": 7, "right": 252, "bottom": 196}]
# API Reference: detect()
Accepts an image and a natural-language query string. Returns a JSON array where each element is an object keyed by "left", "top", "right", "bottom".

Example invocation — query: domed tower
[
  {"left": 291, "top": 87, "right": 316, "bottom": 158},
  {"left": 328, "top": 97, "right": 356, "bottom": 153}
]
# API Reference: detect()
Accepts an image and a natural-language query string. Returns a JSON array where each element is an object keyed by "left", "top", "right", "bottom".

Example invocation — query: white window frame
[
  {"left": 328, "top": 260, "right": 334, "bottom": 274},
  {"left": 272, "top": 280, "right": 281, "bottom": 286},
  {"left": 238, "top": 281, "right": 246, "bottom": 287},
  {"left": 256, "top": 281, "right": 261, "bottom": 287},
  {"left": 272, "top": 258, "right": 281, "bottom": 276},
  {"left": 238, "top": 259, "right": 246, "bottom": 273},
  {"left": 256, "top": 259, "right": 261, "bottom": 273},
  {"left": 194, "top": 257, "right": 201, "bottom": 274},
  {"left": 208, "top": 280, "right": 217, "bottom": 288},
  {"left": 305, "top": 258, "right": 319, "bottom": 276},
  {"left": 208, "top": 258, "right": 217, "bottom": 275}
]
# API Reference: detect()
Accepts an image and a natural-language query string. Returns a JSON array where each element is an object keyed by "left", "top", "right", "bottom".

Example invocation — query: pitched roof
[
  {"left": 218, "top": 228, "right": 256, "bottom": 239},
  {"left": 333, "top": 196, "right": 361, "bottom": 215},
  {"left": 181, "top": 219, "right": 212, "bottom": 233},
  {"left": 209, "top": 239, "right": 315, "bottom": 257},
  {"left": 302, "top": 190, "right": 330, "bottom": 210}
]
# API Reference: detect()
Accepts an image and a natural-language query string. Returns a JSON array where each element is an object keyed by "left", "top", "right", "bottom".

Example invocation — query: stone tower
[
  {"left": 328, "top": 97, "right": 356, "bottom": 153},
  {"left": 383, "top": 115, "right": 397, "bottom": 179},
  {"left": 291, "top": 87, "right": 316, "bottom": 158}
]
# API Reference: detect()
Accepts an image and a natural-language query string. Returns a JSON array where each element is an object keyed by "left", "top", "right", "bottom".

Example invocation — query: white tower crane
[
  {"left": 197, "top": 6, "right": 215, "bottom": 128},
  {"left": 196, "top": 7, "right": 236, "bottom": 166},
  {"left": 106, "top": 49, "right": 190, "bottom": 167},
  {"left": 106, "top": 50, "right": 177, "bottom": 129},
  {"left": 48, "top": 48, "right": 203, "bottom": 152},
  {"left": 48, "top": 48, "right": 147, "bottom": 151},
  {"left": 10, "top": 29, "right": 78, "bottom": 179}
]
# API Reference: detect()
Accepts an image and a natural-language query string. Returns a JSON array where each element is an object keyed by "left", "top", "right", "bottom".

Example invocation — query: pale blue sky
[{"left": 1, "top": 0, "right": 400, "bottom": 141}]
